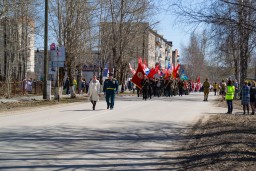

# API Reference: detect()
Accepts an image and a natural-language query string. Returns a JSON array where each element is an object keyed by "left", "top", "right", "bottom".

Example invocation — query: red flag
[
  {"left": 148, "top": 68, "right": 156, "bottom": 78},
  {"left": 162, "top": 69, "right": 167, "bottom": 74},
  {"left": 155, "top": 65, "right": 159, "bottom": 72},
  {"left": 147, "top": 65, "right": 160, "bottom": 79},
  {"left": 172, "top": 64, "right": 180, "bottom": 78},
  {"left": 167, "top": 68, "right": 172, "bottom": 74},
  {"left": 165, "top": 72, "right": 170, "bottom": 79},
  {"left": 197, "top": 76, "right": 200, "bottom": 83},
  {"left": 158, "top": 70, "right": 161, "bottom": 75},
  {"left": 165, "top": 68, "right": 172, "bottom": 78},
  {"left": 131, "top": 62, "right": 145, "bottom": 89}
]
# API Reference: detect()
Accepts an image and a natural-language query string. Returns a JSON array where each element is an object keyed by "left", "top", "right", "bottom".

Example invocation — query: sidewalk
[
  {"left": 0, "top": 94, "right": 75, "bottom": 103},
  {"left": 0, "top": 91, "right": 135, "bottom": 103}
]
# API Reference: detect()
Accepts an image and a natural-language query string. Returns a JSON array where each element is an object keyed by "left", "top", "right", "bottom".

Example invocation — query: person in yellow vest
[
  {"left": 225, "top": 80, "right": 235, "bottom": 114},
  {"left": 213, "top": 82, "right": 218, "bottom": 96},
  {"left": 203, "top": 78, "right": 210, "bottom": 101},
  {"left": 73, "top": 78, "right": 77, "bottom": 93}
]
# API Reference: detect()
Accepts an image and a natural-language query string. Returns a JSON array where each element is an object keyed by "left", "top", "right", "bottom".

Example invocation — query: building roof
[{"left": 148, "top": 29, "right": 172, "bottom": 46}]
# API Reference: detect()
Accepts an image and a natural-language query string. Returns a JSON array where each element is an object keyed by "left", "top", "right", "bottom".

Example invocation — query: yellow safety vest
[{"left": 225, "top": 85, "right": 235, "bottom": 100}]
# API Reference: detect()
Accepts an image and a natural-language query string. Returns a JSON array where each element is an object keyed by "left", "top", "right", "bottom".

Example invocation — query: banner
[
  {"left": 172, "top": 64, "right": 180, "bottom": 78},
  {"left": 147, "top": 65, "right": 159, "bottom": 79},
  {"left": 180, "top": 68, "right": 188, "bottom": 80},
  {"left": 131, "top": 62, "right": 145, "bottom": 89}
]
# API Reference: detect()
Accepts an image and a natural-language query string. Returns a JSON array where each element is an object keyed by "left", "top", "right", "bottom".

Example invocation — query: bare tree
[
  {"left": 0, "top": 0, "right": 38, "bottom": 97},
  {"left": 48, "top": 0, "right": 95, "bottom": 98},
  {"left": 169, "top": 0, "right": 256, "bottom": 86},
  {"left": 99, "top": 0, "right": 155, "bottom": 83},
  {"left": 181, "top": 31, "right": 208, "bottom": 81}
]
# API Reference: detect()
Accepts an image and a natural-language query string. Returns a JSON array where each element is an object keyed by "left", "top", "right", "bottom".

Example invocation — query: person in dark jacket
[
  {"left": 249, "top": 81, "right": 256, "bottom": 115},
  {"left": 241, "top": 81, "right": 250, "bottom": 115},
  {"left": 164, "top": 77, "right": 171, "bottom": 97},
  {"left": 149, "top": 78, "right": 154, "bottom": 99},
  {"left": 103, "top": 73, "right": 119, "bottom": 110},
  {"left": 178, "top": 79, "right": 184, "bottom": 96},
  {"left": 141, "top": 75, "right": 150, "bottom": 100},
  {"left": 65, "top": 77, "right": 70, "bottom": 95}
]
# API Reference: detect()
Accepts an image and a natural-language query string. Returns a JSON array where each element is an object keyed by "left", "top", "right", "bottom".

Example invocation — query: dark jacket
[
  {"left": 250, "top": 87, "right": 256, "bottom": 102},
  {"left": 103, "top": 78, "right": 119, "bottom": 92}
]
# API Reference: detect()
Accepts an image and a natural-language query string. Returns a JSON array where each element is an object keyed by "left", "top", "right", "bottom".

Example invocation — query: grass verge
[{"left": 179, "top": 99, "right": 256, "bottom": 170}]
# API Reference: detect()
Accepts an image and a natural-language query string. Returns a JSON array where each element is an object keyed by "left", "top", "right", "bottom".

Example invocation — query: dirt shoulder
[
  {"left": 0, "top": 96, "right": 88, "bottom": 114},
  {"left": 178, "top": 99, "right": 256, "bottom": 170},
  {"left": 0, "top": 93, "right": 135, "bottom": 114}
]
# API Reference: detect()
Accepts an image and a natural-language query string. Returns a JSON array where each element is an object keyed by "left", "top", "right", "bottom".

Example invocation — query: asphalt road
[{"left": 0, "top": 93, "right": 226, "bottom": 171}]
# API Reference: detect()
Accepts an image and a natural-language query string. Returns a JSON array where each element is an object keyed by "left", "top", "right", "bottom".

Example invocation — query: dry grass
[
  {"left": 179, "top": 98, "right": 256, "bottom": 170},
  {"left": 0, "top": 96, "right": 88, "bottom": 114}
]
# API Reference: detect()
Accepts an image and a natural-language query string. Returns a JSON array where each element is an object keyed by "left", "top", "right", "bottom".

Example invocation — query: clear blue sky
[
  {"left": 150, "top": 0, "right": 204, "bottom": 55},
  {"left": 153, "top": 11, "right": 190, "bottom": 54}
]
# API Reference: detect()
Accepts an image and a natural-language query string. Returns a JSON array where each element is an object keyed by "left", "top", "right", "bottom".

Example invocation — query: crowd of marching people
[
  {"left": 139, "top": 76, "right": 192, "bottom": 100},
  {"left": 126, "top": 76, "right": 203, "bottom": 101},
  {"left": 128, "top": 74, "right": 256, "bottom": 116}
]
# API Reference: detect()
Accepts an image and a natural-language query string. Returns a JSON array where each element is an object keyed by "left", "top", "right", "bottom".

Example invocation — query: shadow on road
[
  {"left": 0, "top": 120, "right": 195, "bottom": 170},
  {"left": 62, "top": 109, "right": 106, "bottom": 112},
  {"left": 1, "top": 115, "right": 253, "bottom": 171}
]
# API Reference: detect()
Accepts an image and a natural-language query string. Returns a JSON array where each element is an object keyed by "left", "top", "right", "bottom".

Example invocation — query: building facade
[
  {"left": 0, "top": 18, "right": 35, "bottom": 81},
  {"left": 100, "top": 22, "right": 174, "bottom": 71},
  {"left": 172, "top": 49, "right": 180, "bottom": 67},
  {"left": 34, "top": 50, "right": 45, "bottom": 81}
]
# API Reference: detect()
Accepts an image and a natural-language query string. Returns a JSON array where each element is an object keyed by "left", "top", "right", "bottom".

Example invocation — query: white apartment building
[
  {"left": 100, "top": 22, "right": 175, "bottom": 72},
  {"left": 146, "top": 29, "right": 173, "bottom": 69},
  {"left": 0, "top": 18, "right": 35, "bottom": 81}
]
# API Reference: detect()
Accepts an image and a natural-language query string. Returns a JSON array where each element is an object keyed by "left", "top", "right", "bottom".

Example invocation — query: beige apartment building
[{"left": 100, "top": 22, "right": 175, "bottom": 71}]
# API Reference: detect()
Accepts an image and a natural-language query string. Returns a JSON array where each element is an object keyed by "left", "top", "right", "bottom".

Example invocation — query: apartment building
[
  {"left": 0, "top": 18, "right": 35, "bottom": 81},
  {"left": 100, "top": 22, "right": 173, "bottom": 70}
]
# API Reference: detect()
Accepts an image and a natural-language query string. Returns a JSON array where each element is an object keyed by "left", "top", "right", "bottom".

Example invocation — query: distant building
[
  {"left": 81, "top": 50, "right": 100, "bottom": 82},
  {"left": 0, "top": 17, "right": 35, "bottom": 81},
  {"left": 148, "top": 30, "right": 173, "bottom": 69},
  {"left": 100, "top": 22, "right": 173, "bottom": 71},
  {"left": 172, "top": 49, "right": 179, "bottom": 67},
  {"left": 34, "top": 50, "right": 45, "bottom": 81}
]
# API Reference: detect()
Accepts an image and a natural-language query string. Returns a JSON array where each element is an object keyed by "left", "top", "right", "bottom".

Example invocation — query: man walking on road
[
  {"left": 103, "top": 73, "right": 119, "bottom": 110},
  {"left": 203, "top": 78, "right": 210, "bottom": 101},
  {"left": 141, "top": 75, "right": 150, "bottom": 100}
]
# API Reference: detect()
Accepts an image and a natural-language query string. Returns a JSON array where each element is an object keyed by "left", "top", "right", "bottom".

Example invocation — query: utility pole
[
  {"left": 43, "top": 0, "right": 49, "bottom": 99},
  {"left": 54, "top": 0, "right": 61, "bottom": 101}
]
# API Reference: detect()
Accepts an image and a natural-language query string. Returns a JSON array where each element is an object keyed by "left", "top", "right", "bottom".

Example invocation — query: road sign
[{"left": 50, "top": 45, "right": 66, "bottom": 63}]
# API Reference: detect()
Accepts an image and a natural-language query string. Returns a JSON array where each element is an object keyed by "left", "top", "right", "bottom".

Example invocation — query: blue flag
[
  {"left": 103, "top": 63, "right": 109, "bottom": 77},
  {"left": 181, "top": 68, "right": 188, "bottom": 80}
]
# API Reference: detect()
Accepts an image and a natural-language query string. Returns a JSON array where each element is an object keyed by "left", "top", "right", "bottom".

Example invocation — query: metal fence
[{"left": 0, "top": 81, "right": 44, "bottom": 97}]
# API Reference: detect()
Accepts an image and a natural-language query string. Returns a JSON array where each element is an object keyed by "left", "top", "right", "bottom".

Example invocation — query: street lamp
[{"left": 142, "top": 21, "right": 160, "bottom": 63}]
